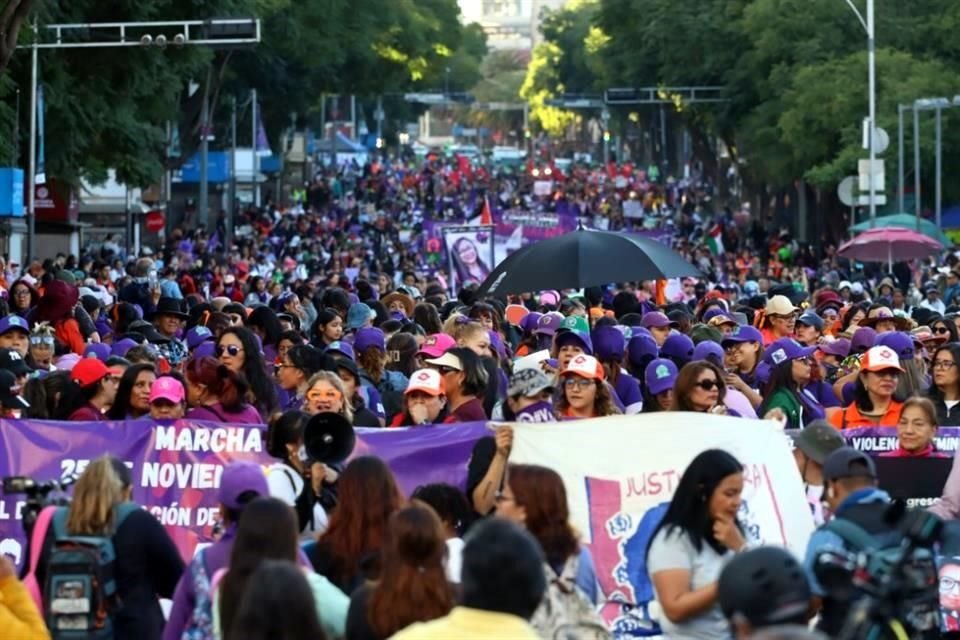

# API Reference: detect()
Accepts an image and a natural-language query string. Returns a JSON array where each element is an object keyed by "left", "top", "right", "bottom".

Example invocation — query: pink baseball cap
[
  {"left": 416, "top": 333, "right": 456, "bottom": 359},
  {"left": 149, "top": 377, "right": 185, "bottom": 404}
]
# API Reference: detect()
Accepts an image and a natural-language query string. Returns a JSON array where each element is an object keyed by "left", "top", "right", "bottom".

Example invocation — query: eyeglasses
[
  {"left": 942, "top": 576, "right": 960, "bottom": 593},
  {"left": 30, "top": 336, "right": 54, "bottom": 346},
  {"left": 564, "top": 378, "right": 595, "bottom": 390},
  {"left": 933, "top": 326, "right": 951, "bottom": 335},
  {"left": 307, "top": 389, "right": 342, "bottom": 402},
  {"left": 435, "top": 366, "right": 459, "bottom": 376},
  {"left": 694, "top": 379, "right": 720, "bottom": 391},
  {"left": 216, "top": 344, "right": 243, "bottom": 358},
  {"left": 274, "top": 363, "right": 297, "bottom": 373},
  {"left": 933, "top": 360, "right": 958, "bottom": 370},
  {"left": 12, "top": 290, "right": 29, "bottom": 297}
]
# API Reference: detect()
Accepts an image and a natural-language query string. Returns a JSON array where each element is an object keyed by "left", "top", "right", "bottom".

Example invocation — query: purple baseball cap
[
  {"left": 355, "top": 327, "right": 386, "bottom": 353},
  {"left": 628, "top": 332, "right": 659, "bottom": 368},
  {"left": 641, "top": 311, "right": 678, "bottom": 329},
  {"left": 819, "top": 338, "right": 851, "bottom": 358},
  {"left": 0, "top": 315, "right": 29, "bottom": 335},
  {"left": 592, "top": 325, "right": 626, "bottom": 362},
  {"left": 851, "top": 327, "right": 877, "bottom": 353},
  {"left": 110, "top": 338, "right": 140, "bottom": 359},
  {"left": 721, "top": 325, "right": 763, "bottom": 348},
  {"left": 645, "top": 358, "right": 679, "bottom": 395},
  {"left": 693, "top": 341, "right": 725, "bottom": 366},
  {"left": 555, "top": 330, "right": 593, "bottom": 356},
  {"left": 534, "top": 312, "right": 565, "bottom": 336},
  {"left": 661, "top": 333, "right": 695, "bottom": 364},
  {"left": 520, "top": 312, "right": 543, "bottom": 335},
  {"left": 218, "top": 461, "right": 269, "bottom": 510},
  {"left": 82, "top": 343, "right": 111, "bottom": 362},
  {"left": 186, "top": 326, "right": 215, "bottom": 350},
  {"left": 762, "top": 338, "right": 817, "bottom": 367},
  {"left": 876, "top": 331, "right": 914, "bottom": 361},
  {"left": 325, "top": 340, "right": 356, "bottom": 361},
  {"left": 701, "top": 308, "right": 728, "bottom": 323},
  {"left": 194, "top": 342, "right": 217, "bottom": 359}
]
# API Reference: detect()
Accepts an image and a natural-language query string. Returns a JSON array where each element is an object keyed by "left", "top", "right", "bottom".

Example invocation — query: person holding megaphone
[{"left": 265, "top": 409, "right": 356, "bottom": 539}]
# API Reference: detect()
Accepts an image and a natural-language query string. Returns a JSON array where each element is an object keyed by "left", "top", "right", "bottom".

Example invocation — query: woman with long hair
[
  {"left": 346, "top": 504, "right": 456, "bottom": 640},
  {"left": 930, "top": 316, "right": 959, "bottom": 343},
  {"left": 8, "top": 278, "right": 38, "bottom": 316},
  {"left": 643, "top": 358, "right": 678, "bottom": 413},
  {"left": 592, "top": 324, "right": 643, "bottom": 414},
  {"left": 830, "top": 346, "right": 904, "bottom": 429},
  {"left": 229, "top": 560, "right": 326, "bottom": 640},
  {"left": 555, "top": 354, "right": 620, "bottom": 419},
  {"left": 759, "top": 339, "right": 824, "bottom": 429},
  {"left": 646, "top": 449, "right": 746, "bottom": 639},
  {"left": 336, "top": 357, "right": 382, "bottom": 427},
  {"left": 356, "top": 327, "right": 409, "bottom": 419},
  {"left": 450, "top": 237, "right": 490, "bottom": 284},
  {"left": 311, "top": 308, "right": 345, "bottom": 348},
  {"left": 36, "top": 456, "right": 183, "bottom": 640},
  {"left": 874, "top": 331, "right": 927, "bottom": 399},
  {"left": 107, "top": 363, "right": 157, "bottom": 420},
  {"left": 184, "top": 356, "right": 262, "bottom": 424},
  {"left": 413, "top": 302, "right": 442, "bottom": 335},
  {"left": 217, "top": 326, "right": 279, "bottom": 419},
  {"left": 303, "top": 371, "right": 354, "bottom": 423},
  {"left": 215, "top": 497, "right": 348, "bottom": 640},
  {"left": 720, "top": 326, "right": 764, "bottom": 407},
  {"left": 928, "top": 343, "right": 960, "bottom": 424},
  {"left": 672, "top": 361, "right": 732, "bottom": 415},
  {"left": 309, "top": 456, "right": 405, "bottom": 593},
  {"left": 245, "top": 305, "right": 283, "bottom": 364},
  {"left": 496, "top": 464, "right": 602, "bottom": 636}
]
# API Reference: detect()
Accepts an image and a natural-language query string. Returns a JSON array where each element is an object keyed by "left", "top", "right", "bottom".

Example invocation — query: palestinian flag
[{"left": 706, "top": 223, "right": 725, "bottom": 256}]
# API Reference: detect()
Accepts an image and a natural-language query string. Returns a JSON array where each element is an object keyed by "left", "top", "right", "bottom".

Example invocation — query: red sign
[
  {"left": 25, "top": 179, "right": 79, "bottom": 224},
  {"left": 145, "top": 210, "right": 166, "bottom": 233}
]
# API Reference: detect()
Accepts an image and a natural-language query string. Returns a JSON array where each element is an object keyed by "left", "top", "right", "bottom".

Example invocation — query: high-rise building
[{"left": 458, "top": 0, "right": 570, "bottom": 50}]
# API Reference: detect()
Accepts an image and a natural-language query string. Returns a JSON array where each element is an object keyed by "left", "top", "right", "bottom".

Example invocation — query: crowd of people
[{"left": 1, "top": 155, "right": 958, "bottom": 639}]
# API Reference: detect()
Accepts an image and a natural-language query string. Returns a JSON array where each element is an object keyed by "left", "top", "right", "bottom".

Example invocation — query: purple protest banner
[
  {"left": 0, "top": 419, "right": 489, "bottom": 569},
  {"left": 842, "top": 426, "right": 960, "bottom": 456}
]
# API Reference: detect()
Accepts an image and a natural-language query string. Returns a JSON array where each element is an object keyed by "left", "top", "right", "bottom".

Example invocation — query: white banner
[{"left": 509, "top": 413, "right": 813, "bottom": 636}]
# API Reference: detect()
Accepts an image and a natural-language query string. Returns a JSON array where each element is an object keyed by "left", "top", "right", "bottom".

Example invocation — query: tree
[{"left": 0, "top": 0, "right": 34, "bottom": 74}]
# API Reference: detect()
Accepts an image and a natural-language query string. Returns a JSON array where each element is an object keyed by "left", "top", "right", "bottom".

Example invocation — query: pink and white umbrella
[{"left": 838, "top": 227, "right": 943, "bottom": 270}]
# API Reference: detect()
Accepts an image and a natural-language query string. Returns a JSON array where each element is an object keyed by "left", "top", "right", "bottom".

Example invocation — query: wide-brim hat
[
  {"left": 381, "top": 292, "right": 415, "bottom": 317},
  {"left": 150, "top": 297, "right": 189, "bottom": 320},
  {"left": 859, "top": 307, "right": 911, "bottom": 331}
]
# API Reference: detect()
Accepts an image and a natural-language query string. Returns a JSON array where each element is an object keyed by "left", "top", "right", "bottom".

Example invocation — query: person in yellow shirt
[
  {"left": 390, "top": 518, "right": 545, "bottom": 640},
  {"left": 0, "top": 555, "right": 50, "bottom": 640}
]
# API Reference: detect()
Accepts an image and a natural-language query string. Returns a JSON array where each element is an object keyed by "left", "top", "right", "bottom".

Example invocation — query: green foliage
[{"left": 0, "top": 0, "right": 487, "bottom": 187}]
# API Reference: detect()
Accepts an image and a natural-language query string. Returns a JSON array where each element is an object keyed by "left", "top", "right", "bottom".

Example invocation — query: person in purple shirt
[
  {"left": 184, "top": 356, "right": 263, "bottom": 424},
  {"left": 592, "top": 324, "right": 643, "bottom": 414},
  {"left": 505, "top": 368, "right": 557, "bottom": 422},
  {"left": 162, "top": 462, "right": 270, "bottom": 640}
]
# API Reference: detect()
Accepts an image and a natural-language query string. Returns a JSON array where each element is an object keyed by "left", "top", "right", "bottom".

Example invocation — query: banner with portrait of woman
[{"left": 442, "top": 225, "right": 496, "bottom": 292}]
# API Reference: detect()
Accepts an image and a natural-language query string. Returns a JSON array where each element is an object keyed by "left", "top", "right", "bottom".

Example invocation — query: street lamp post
[
  {"left": 842, "top": 0, "right": 877, "bottom": 226},
  {"left": 897, "top": 103, "right": 906, "bottom": 214}
]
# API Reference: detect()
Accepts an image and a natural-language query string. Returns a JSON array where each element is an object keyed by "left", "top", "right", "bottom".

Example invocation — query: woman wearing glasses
[
  {"left": 275, "top": 345, "right": 327, "bottom": 411},
  {"left": 184, "top": 356, "right": 262, "bottom": 424},
  {"left": 829, "top": 346, "right": 904, "bottom": 429},
  {"left": 672, "top": 361, "right": 733, "bottom": 415},
  {"left": 555, "top": 354, "right": 620, "bottom": 419},
  {"left": 930, "top": 316, "right": 959, "bottom": 343},
  {"left": 302, "top": 371, "right": 353, "bottom": 424},
  {"left": 927, "top": 343, "right": 960, "bottom": 424},
  {"left": 758, "top": 338, "right": 824, "bottom": 429},
  {"left": 217, "top": 326, "right": 278, "bottom": 421}
]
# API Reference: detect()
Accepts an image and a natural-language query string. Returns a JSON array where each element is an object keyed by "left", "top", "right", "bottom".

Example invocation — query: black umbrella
[{"left": 477, "top": 229, "right": 701, "bottom": 297}]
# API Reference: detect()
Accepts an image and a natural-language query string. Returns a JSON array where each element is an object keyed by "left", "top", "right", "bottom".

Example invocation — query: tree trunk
[{"left": 0, "top": 0, "right": 35, "bottom": 74}]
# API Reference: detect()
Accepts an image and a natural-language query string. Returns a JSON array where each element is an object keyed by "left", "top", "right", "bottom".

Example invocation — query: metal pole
[
  {"left": 914, "top": 105, "right": 921, "bottom": 231},
  {"left": 26, "top": 21, "right": 37, "bottom": 262},
  {"left": 198, "top": 89, "right": 209, "bottom": 231},
  {"left": 13, "top": 88, "right": 19, "bottom": 166},
  {"left": 376, "top": 94, "right": 383, "bottom": 148},
  {"left": 228, "top": 96, "right": 237, "bottom": 250},
  {"left": 251, "top": 88, "right": 259, "bottom": 208},
  {"left": 866, "top": 0, "right": 876, "bottom": 227},
  {"left": 897, "top": 104, "right": 904, "bottom": 213},
  {"left": 936, "top": 105, "right": 942, "bottom": 229}
]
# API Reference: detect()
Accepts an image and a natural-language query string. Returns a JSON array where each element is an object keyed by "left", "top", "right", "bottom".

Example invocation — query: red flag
[{"left": 480, "top": 195, "right": 493, "bottom": 225}]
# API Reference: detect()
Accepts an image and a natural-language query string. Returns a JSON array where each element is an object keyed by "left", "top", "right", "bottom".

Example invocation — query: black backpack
[{"left": 44, "top": 503, "right": 138, "bottom": 639}]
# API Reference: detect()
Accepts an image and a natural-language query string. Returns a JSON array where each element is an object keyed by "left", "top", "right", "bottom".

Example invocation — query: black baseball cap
[
  {"left": 0, "top": 369, "right": 29, "bottom": 410},
  {"left": 822, "top": 447, "right": 877, "bottom": 482},
  {"left": 0, "top": 348, "right": 32, "bottom": 377}
]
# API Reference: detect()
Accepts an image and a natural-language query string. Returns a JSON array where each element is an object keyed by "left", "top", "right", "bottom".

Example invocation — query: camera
[
  {"left": 815, "top": 505, "right": 943, "bottom": 639},
  {"left": 2, "top": 475, "right": 75, "bottom": 537}
]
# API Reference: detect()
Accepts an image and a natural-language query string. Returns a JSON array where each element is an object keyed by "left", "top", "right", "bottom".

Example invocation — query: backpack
[
  {"left": 44, "top": 502, "right": 139, "bottom": 639},
  {"left": 530, "top": 554, "right": 611, "bottom": 640},
  {"left": 180, "top": 548, "right": 215, "bottom": 640}
]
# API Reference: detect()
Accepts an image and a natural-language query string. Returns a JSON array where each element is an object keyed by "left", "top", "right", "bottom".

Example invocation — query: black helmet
[{"left": 718, "top": 546, "right": 811, "bottom": 627}]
